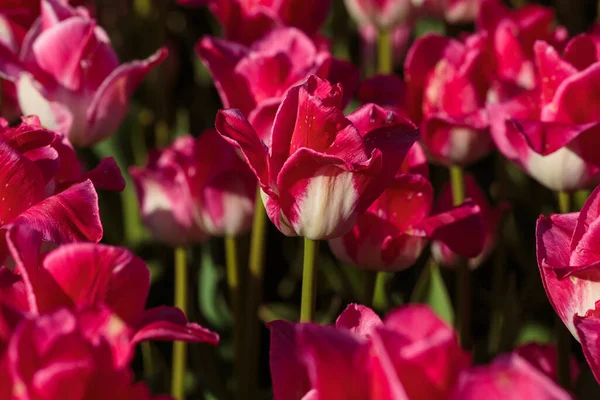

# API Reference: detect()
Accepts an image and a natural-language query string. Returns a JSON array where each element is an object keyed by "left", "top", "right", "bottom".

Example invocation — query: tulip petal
[
  {"left": 132, "top": 306, "right": 219, "bottom": 345},
  {"left": 563, "top": 34, "right": 600, "bottom": 71},
  {"left": 79, "top": 157, "right": 126, "bottom": 192},
  {"left": 357, "top": 74, "right": 406, "bottom": 114},
  {"left": 575, "top": 312, "right": 600, "bottom": 384},
  {"left": 534, "top": 40, "right": 577, "bottom": 106},
  {"left": 512, "top": 119, "right": 599, "bottom": 156},
  {"left": 267, "top": 320, "right": 311, "bottom": 400},
  {"left": 84, "top": 47, "right": 168, "bottom": 147},
  {"left": 11, "top": 180, "right": 102, "bottom": 245},
  {"left": 335, "top": 303, "right": 383, "bottom": 338}
]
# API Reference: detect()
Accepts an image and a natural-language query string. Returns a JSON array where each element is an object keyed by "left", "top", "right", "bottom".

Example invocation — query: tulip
[
  {"left": 0, "top": 0, "right": 167, "bottom": 147},
  {"left": 215, "top": 76, "right": 419, "bottom": 240},
  {"left": 489, "top": 36, "right": 600, "bottom": 192},
  {"left": 448, "top": 353, "right": 572, "bottom": 400},
  {"left": 404, "top": 33, "right": 495, "bottom": 167},
  {"left": 536, "top": 185, "right": 600, "bottom": 382},
  {"left": 328, "top": 134, "right": 484, "bottom": 270},
  {"left": 268, "top": 303, "right": 471, "bottom": 400},
  {"left": 477, "top": 0, "right": 568, "bottom": 91},
  {"left": 0, "top": 116, "right": 124, "bottom": 264},
  {"left": 344, "top": 0, "right": 413, "bottom": 31},
  {"left": 0, "top": 308, "right": 173, "bottom": 400},
  {"left": 515, "top": 343, "right": 580, "bottom": 385},
  {"left": 197, "top": 27, "right": 358, "bottom": 144},
  {"left": 1, "top": 227, "right": 218, "bottom": 363},
  {"left": 178, "top": 0, "right": 332, "bottom": 44},
  {"left": 130, "top": 129, "right": 256, "bottom": 245},
  {"left": 431, "top": 175, "right": 508, "bottom": 269}
]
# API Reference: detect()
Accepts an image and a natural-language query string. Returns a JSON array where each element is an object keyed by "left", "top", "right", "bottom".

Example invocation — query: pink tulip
[
  {"left": 268, "top": 303, "right": 471, "bottom": 400},
  {"left": 404, "top": 33, "right": 495, "bottom": 167},
  {"left": 344, "top": 0, "right": 413, "bottom": 30},
  {"left": 197, "top": 27, "right": 358, "bottom": 144},
  {"left": 536, "top": 185, "right": 600, "bottom": 382},
  {"left": 515, "top": 343, "right": 580, "bottom": 385},
  {"left": 215, "top": 76, "right": 419, "bottom": 240},
  {"left": 431, "top": 175, "right": 508, "bottom": 269},
  {"left": 0, "top": 227, "right": 218, "bottom": 367},
  {"left": 0, "top": 308, "right": 173, "bottom": 400},
  {"left": 130, "top": 129, "right": 256, "bottom": 245},
  {"left": 477, "top": 0, "right": 567, "bottom": 91},
  {"left": 448, "top": 353, "right": 572, "bottom": 400},
  {"left": 0, "top": 0, "right": 167, "bottom": 147},
  {"left": 328, "top": 122, "right": 484, "bottom": 270},
  {"left": 0, "top": 116, "right": 124, "bottom": 264},
  {"left": 179, "top": 0, "right": 332, "bottom": 44},
  {"left": 489, "top": 36, "right": 600, "bottom": 192}
]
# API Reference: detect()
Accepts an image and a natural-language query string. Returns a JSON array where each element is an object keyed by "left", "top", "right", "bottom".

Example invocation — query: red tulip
[
  {"left": 536, "top": 185, "right": 600, "bottom": 382},
  {"left": 0, "top": 0, "right": 167, "bottom": 147},
  {"left": 130, "top": 129, "right": 256, "bottom": 245},
  {"left": 344, "top": 0, "right": 413, "bottom": 30},
  {"left": 328, "top": 115, "right": 484, "bottom": 270},
  {"left": 404, "top": 33, "right": 495, "bottom": 167},
  {"left": 268, "top": 303, "right": 470, "bottom": 400},
  {"left": 0, "top": 308, "right": 172, "bottom": 400},
  {"left": 179, "top": 0, "right": 331, "bottom": 44},
  {"left": 477, "top": 0, "right": 567, "bottom": 91},
  {"left": 431, "top": 175, "right": 508, "bottom": 269},
  {"left": 448, "top": 353, "right": 572, "bottom": 400},
  {"left": 197, "top": 27, "right": 358, "bottom": 144},
  {"left": 215, "top": 77, "right": 419, "bottom": 240},
  {"left": 489, "top": 36, "right": 600, "bottom": 192},
  {"left": 0, "top": 116, "right": 124, "bottom": 264},
  {"left": 1, "top": 227, "right": 218, "bottom": 366}
]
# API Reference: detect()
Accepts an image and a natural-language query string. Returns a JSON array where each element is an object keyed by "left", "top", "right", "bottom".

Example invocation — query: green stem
[
  {"left": 225, "top": 236, "right": 242, "bottom": 397},
  {"left": 450, "top": 165, "right": 471, "bottom": 348},
  {"left": 172, "top": 247, "right": 188, "bottom": 400},
  {"left": 372, "top": 271, "right": 390, "bottom": 312},
  {"left": 243, "top": 187, "right": 268, "bottom": 399},
  {"left": 377, "top": 28, "right": 393, "bottom": 74},
  {"left": 556, "top": 190, "right": 571, "bottom": 389},
  {"left": 300, "top": 238, "right": 320, "bottom": 322}
]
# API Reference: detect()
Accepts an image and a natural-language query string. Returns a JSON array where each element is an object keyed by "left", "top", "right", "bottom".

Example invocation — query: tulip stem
[
  {"left": 377, "top": 28, "right": 393, "bottom": 74},
  {"left": 225, "top": 235, "right": 242, "bottom": 397},
  {"left": 244, "top": 187, "right": 268, "bottom": 398},
  {"left": 372, "top": 271, "right": 390, "bottom": 312},
  {"left": 172, "top": 246, "right": 188, "bottom": 400},
  {"left": 300, "top": 238, "right": 320, "bottom": 322},
  {"left": 450, "top": 165, "right": 471, "bottom": 348},
  {"left": 556, "top": 190, "right": 571, "bottom": 389}
]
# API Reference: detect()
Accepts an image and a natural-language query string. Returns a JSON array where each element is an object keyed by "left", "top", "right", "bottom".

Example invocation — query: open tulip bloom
[{"left": 215, "top": 75, "right": 419, "bottom": 240}]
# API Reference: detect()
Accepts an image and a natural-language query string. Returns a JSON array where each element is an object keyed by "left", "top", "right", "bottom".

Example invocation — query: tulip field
[{"left": 3, "top": 0, "right": 600, "bottom": 398}]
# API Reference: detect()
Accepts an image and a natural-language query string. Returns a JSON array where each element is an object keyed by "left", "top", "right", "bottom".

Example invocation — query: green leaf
[
  {"left": 517, "top": 322, "right": 553, "bottom": 345},
  {"left": 197, "top": 244, "right": 232, "bottom": 329},
  {"left": 414, "top": 18, "right": 446, "bottom": 37},
  {"left": 410, "top": 261, "right": 454, "bottom": 325}
]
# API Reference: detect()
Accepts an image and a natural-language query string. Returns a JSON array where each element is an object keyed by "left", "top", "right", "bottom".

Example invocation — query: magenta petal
[
  {"left": 512, "top": 119, "right": 599, "bottom": 156},
  {"left": 11, "top": 180, "right": 102, "bottom": 245},
  {"left": 357, "top": 74, "right": 406, "bottom": 113},
  {"left": 81, "top": 157, "right": 126, "bottom": 191},
  {"left": 215, "top": 109, "right": 270, "bottom": 191},
  {"left": 534, "top": 40, "right": 577, "bottom": 106},
  {"left": 335, "top": 303, "right": 383, "bottom": 338},
  {"left": 132, "top": 306, "right": 219, "bottom": 345},
  {"left": 84, "top": 47, "right": 168, "bottom": 147},
  {"left": 42, "top": 244, "right": 149, "bottom": 322},
  {"left": 267, "top": 320, "right": 311, "bottom": 400},
  {"left": 5, "top": 225, "right": 42, "bottom": 312},
  {"left": 563, "top": 34, "right": 600, "bottom": 71},
  {"left": 575, "top": 313, "right": 600, "bottom": 384},
  {"left": 0, "top": 42, "right": 25, "bottom": 81},
  {"left": 297, "top": 323, "right": 368, "bottom": 400},
  {"left": 416, "top": 199, "right": 485, "bottom": 259}
]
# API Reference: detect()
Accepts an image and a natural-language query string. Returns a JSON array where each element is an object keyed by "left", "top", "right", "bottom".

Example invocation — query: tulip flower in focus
[
  {"left": 130, "top": 129, "right": 256, "bottom": 245},
  {"left": 328, "top": 108, "right": 485, "bottom": 270},
  {"left": 0, "top": 308, "right": 172, "bottom": 400},
  {"left": 536, "top": 185, "right": 600, "bottom": 383},
  {"left": 431, "top": 175, "right": 508, "bottom": 269},
  {"left": 178, "top": 0, "right": 332, "bottom": 44},
  {"left": 404, "top": 33, "right": 495, "bottom": 167},
  {"left": 216, "top": 76, "right": 419, "bottom": 240},
  {"left": 269, "top": 304, "right": 471, "bottom": 400},
  {"left": 197, "top": 27, "right": 358, "bottom": 144},
  {"left": 490, "top": 36, "right": 600, "bottom": 192},
  {"left": 0, "top": 116, "right": 124, "bottom": 264},
  {"left": 0, "top": 0, "right": 167, "bottom": 147}
]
